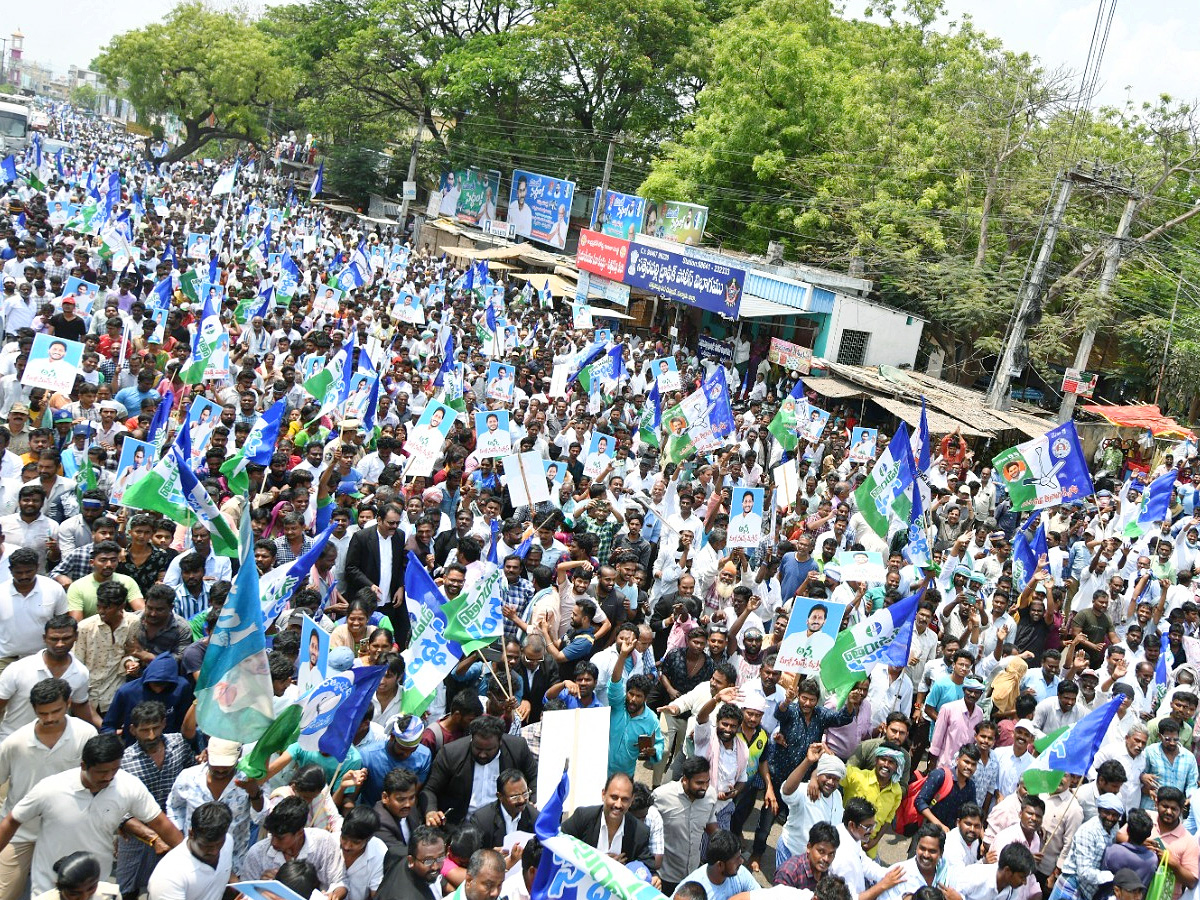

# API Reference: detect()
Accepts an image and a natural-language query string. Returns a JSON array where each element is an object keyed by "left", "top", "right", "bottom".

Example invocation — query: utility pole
[
  {"left": 1154, "top": 272, "right": 1183, "bottom": 409},
  {"left": 986, "top": 172, "right": 1076, "bottom": 410},
  {"left": 595, "top": 137, "right": 616, "bottom": 226},
  {"left": 398, "top": 109, "right": 425, "bottom": 225},
  {"left": 1057, "top": 192, "right": 1138, "bottom": 422}
]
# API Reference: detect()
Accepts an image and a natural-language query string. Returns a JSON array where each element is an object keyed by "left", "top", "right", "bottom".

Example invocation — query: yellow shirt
[{"left": 841, "top": 765, "right": 902, "bottom": 858}]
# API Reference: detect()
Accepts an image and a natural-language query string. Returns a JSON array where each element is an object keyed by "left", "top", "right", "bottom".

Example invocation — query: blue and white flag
[
  {"left": 434, "top": 332, "right": 456, "bottom": 388},
  {"left": 854, "top": 421, "right": 917, "bottom": 539},
  {"left": 904, "top": 466, "right": 932, "bottom": 570},
  {"left": 174, "top": 445, "right": 240, "bottom": 557},
  {"left": 161, "top": 241, "right": 176, "bottom": 268},
  {"left": 149, "top": 275, "right": 174, "bottom": 311},
  {"left": 297, "top": 664, "right": 385, "bottom": 761},
  {"left": 1011, "top": 524, "right": 1049, "bottom": 593},
  {"left": 277, "top": 253, "right": 300, "bottom": 297},
  {"left": 212, "top": 160, "right": 239, "bottom": 197},
  {"left": 820, "top": 588, "right": 923, "bottom": 702},
  {"left": 309, "top": 162, "right": 323, "bottom": 199},
  {"left": 147, "top": 389, "right": 174, "bottom": 454},
  {"left": 532, "top": 772, "right": 667, "bottom": 900},
  {"left": 261, "top": 521, "right": 337, "bottom": 621},
  {"left": 539, "top": 278, "right": 553, "bottom": 308},
  {"left": 702, "top": 367, "right": 736, "bottom": 441},
  {"left": 195, "top": 504, "right": 276, "bottom": 742},
  {"left": 910, "top": 396, "right": 932, "bottom": 509},
  {"left": 252, "top": 283, "right": 275, "bottom": 320},
  {"left": 401, "top": 552, "right": 466, "bottom": 716},
  {"left": 1126, "top": 470, "right": 1178, "bottom": 537},
  {"left": 0, "top": 156, "right": 15, "bottom": 184},
  {"left": 567, "top": 339, "right": 607, "bottom": 386},
  {"left": 993, "top": 421, "right": 1095, "bottom": 512}
]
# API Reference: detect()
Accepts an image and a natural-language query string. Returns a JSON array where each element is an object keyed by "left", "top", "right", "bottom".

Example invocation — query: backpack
[{"left": 895, "top": 765, "right": 954, "bottom": 837}]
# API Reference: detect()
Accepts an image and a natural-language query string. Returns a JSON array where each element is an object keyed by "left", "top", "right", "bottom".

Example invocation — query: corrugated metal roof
[
  {"left": 738, "top": 295, "right": 807, "bottom": 319},
  {"left": 804, "top": 376, "right": 868, "bottom": 399},
  {"left": 744, "top": 270, "right": 835, "bottom": 314}
]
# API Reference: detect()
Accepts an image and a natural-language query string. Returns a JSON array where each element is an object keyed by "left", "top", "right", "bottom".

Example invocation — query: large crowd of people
[{"left": 0, "top": 107, "right": 1192, "bottom": 900}]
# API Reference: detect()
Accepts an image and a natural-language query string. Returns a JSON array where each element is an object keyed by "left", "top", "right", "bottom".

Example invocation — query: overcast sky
[{"left": 11, "top": 0, "right": 1200, "bottom": 111}]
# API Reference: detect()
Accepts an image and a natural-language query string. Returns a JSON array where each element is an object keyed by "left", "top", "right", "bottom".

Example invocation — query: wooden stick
[
  {"left": 482, "top": 657, "right": 513, "bottom": 702},
  {"left": 1040, "top": 781, "right": 1083, "bottom": 848},
  {"left": 501, "top": 642, "right": 515, "bottom": 701}
]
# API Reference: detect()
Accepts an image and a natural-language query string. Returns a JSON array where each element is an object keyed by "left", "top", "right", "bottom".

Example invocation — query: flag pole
[
  {"left": 1040, "top": 781, "right": 1083, "bottom": 849},
  {"left": 481, "top": 657, "right": 513, "bottom": 703}
]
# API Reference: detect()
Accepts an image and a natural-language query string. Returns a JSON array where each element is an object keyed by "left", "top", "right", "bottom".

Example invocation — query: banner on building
[
  {"left": 768, "top": 338, "right": 813, "bottom": 373},
  {"left": 436, "top": 168, "right": 501, "bottom": 226},
  {"left": 577, "top": 229, "right": 629, "bottom": 281},
  {"left": 507, "top": 169, "right": 576, "bottom": 250},
  {"left": 623, "top": 243, "right": 744, "bottom": 317},
  {"left": 590, "top": 188, "right": 646, "bottom": 240},
  {"left": 642, "top": 199, "right": 708, "bottom": 245}
]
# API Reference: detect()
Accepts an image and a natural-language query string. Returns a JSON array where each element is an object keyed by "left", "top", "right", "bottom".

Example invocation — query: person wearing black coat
[
  {"left": 377, "top": 824, "right": 444, "bottom": 900},
  {"left": 560, "top": 773, "right": 654, "bottom": 868},
  {"left": 373, "top": 768, "right": 425, "bottom": 854},
  {"left": 468, "top": 770, "right": 539, "bottom": 848},
  {"left": 344, "top": 507, "right": 409, "bottom": 646},
  {"left": 420, "top": 716, "right": 536, "bottom": 827}
]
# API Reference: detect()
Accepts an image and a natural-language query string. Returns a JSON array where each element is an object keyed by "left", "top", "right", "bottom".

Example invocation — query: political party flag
[
  {"left": 149, "top": 275, "right": 174, "bottom": 311},
  {"left": 567, "top": 340, "right": 607, "bottom": 387},
  {"left": 297, "top": 665, "right": 385, "bottom": 761},
  {"left": 309, "top": 162, "right": 323, "bottom": 199},
  {"left": 175, "top": 448, "right": 240, "bottom": 558},
  {"left": 443, "top": 563, "right": 505, "bottom": 648},
  {"left": 703, "top": 367, "right": 736, "bottom": 441},
  {"left": 161, "top": 241, "right": 176, "bottom": 269},
  {"left": 208, "top": 254, "right": 220, "bottom": 286},
  {"left": 24, "top": 170, "right": 46, "bottom": 193},
  {"left": 333, "top": 242, "right": 372, "bottom": 292},
  {"left": 260, "top": 522, "right": 337, "bottom": 621},
  {"left": 212, "top": 161, "right": 239, "bottom": 197},
  {"left": 122, "top": 442, "right": 194, "bottom": 525},
  {"left": 767, "top": 380, "right": 806, "bottom": 452},
  {"left": 180, "top": 290, "right": 224, "bottom": 384},
  {"left": 532, "top": 771, "right": 667, "bottom": 900},
  {"left": 147, "top": 389, "right": 173, "bottom": 452},
  {"left": 195, "top": 504, "right": 276, "bottom": 742},
  {"left": 820, "top": 589, "right": 923, "bottom": 703},
  {"left": 904, "top": 472, "right": 932, "bottom": 570},
  {"left": 221, "top": 400, "right": 285, "bottom": 494},
  {"left": 277, "top": 253, "right": 300, "bottom": 298},
  {"left": 0, "top": 156, "right": 15, "bottom": 183},
  {"left": 539, "top": 279, "right": 553, "bottom": 309},
  {"left": 853, "top": 421, "right": 917, "bottom": 540},
  {"left": 638, "top": 379, "right": 662, "bottom": 448},
  {"left": 1125, "top": 470, "right": 1178, "bottom": 538},
  {"left": 238, "top": 703, "right": 301, "bottom": 780},
  {"left": 993, "top": 421, "right": 1095, "bottom": 512},
  {"left": 250, "top": 283, "right": 275, "bottom": 321},
  {"left": 303, "top": 331, "right": 355, "bottom": 409},
  {"left": 1010, "top": 527, "right": 1039, "bottom": 593},
  {"left": 434, "top": 333, "right": 456, "bottom": 388},
  {"left": 1022, "top": 695, "right": 1123, "bottom": 793}
]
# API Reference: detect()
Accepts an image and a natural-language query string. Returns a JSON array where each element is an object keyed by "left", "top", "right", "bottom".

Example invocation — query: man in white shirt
[
  {"left": 0, "top": 548, "right": 68, "bottom": 668},
  {"left": 0, "top": 614, "right": 96, "bottom": 741},
  {"left": 944, "top": 844, "right": 1037, "bottom": 900},
  {"left": 0, "top": 732, "right": 182, "bottom": 894},
  {"left": 148, "top": 802, "right": 233, "bottom": 900}
]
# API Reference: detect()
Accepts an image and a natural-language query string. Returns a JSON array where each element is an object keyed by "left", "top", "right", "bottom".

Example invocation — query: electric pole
[
  {"left": 1057, "top": 191, "right": 1138, "bottom": 423},
  {"left": 986, "top": 171, "right": 1076, "bottom": 410},
  {"left": 398, "top": 110, "right": 425, "bottom": 225},
  {"left": 595, "top": 137, "right": 616, "bottom": 226}
]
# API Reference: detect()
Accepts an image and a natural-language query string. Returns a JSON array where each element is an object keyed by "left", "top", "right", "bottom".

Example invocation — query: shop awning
[
  {"left": 1080, "top": 403, "right": 1195, "bottom": 439},
  {"left": 739, "top": 295, "right": 808, "bottom": 319},
  {"left": 804, "top": 377, "right": 868, "bottom": 400},
  {"left": 871, "top": 395, "right": 990, "bottom": 438}
]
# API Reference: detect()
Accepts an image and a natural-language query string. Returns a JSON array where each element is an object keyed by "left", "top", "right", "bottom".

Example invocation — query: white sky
[{"left": 9, "top": 0, "right": 1200, "bottom": 111}]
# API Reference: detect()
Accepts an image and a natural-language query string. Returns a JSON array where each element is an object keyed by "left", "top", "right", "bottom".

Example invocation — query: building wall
[{"left": 819, "top": 293, "right": 924, "bottom": 368}]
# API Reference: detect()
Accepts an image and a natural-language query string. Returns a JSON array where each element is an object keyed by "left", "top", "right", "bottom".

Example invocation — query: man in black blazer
[
  {"left": 377, "top": 824, "right": 444, "bottom": 900},
  {"left": 469, "top": 769, "right": 539, "bottom": 848},
  {"left": 514, "top": 635, "right": 558, "bottom": 725},
  {"left": 345, "top": 502, "right": 408, "bottom": 645},
  {"left": 560, "top": 772, "right": 654, "bottom": 867},
  {"left": 421, "top": 716, "right": 536, "bottom": 827},
  {"left": 374, "top": 768, "right": 424, "bottom": 854}
]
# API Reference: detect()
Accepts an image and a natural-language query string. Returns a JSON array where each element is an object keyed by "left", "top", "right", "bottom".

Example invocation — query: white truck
[{"left": 0, "top": 99, "right": 32, "bottom": 156}]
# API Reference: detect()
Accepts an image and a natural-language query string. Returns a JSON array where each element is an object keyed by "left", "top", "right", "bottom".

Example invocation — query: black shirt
[{"left": 48, "top": 313, "right": 87, "bottom": 343}]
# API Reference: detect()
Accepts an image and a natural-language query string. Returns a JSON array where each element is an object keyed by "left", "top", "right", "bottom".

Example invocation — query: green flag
[
  {"left": 25, "top": 172, "right": 46, "bottom": 193},
  {"left": 1020, "top": 725, "right": 1071, "bottom": 794},
  {"left": 852, "top": 422, "right": 916, "bottom": 540},
  {"left": 237, "top": 704, "right": 302, "bottom": 779},
  {"left": 179, "top": 270, "right": 199, "bottom": 303},
  {"left": 219, "top": 448, "right": 251, "bottom": 495},
  {"left": 767, "top": 397, "right": 802, "bottom": 451}
]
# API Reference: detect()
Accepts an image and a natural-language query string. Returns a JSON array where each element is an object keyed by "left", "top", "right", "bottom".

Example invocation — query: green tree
[
  {"left": 93, "top": 2, "right": 298, "bottom": 162},
  {"left": 70, "top": 84, "right": 99, "bottom": 112}
]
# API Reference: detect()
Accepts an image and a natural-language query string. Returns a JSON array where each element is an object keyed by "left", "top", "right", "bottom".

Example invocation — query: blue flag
[
  {"left": 993, "top": 421, "right": 1095, "bottom": 512},
  {"left": 149, "top": 275, "right": 174, "bottom": 310},
  {"left": 161, "top": 241, "right": 176, "bottom": 268},
  {"left": 485, "top": 302, "right": 497, "bottom": 333},
  {"left": 195, "top": 504, "right": 276, "bottom": 742},
  {"left": 703, "top": 367, "right": 736, "bottom": 440},
  {"left": 487, "top": 519, "right": 501, "bottom": 565},
  {"left": 904, "top": 466, "right": 932, "bottom": 569},
  {"left": 260, "top": 521, "right": 337, "bottom": 621},
  {"left": 147, "top": 390, "right": 174, "bottom": 451},
  {"left": 648, "top": 378, "right": 662, "bottom": 430},
  {"left": 1010, "top": 528, "right": 1039, "bottom": 592},
  {"left": 605, "top": 344, "right": 626, "bottom": 383},
  {"left": 297, "top": 664, "right": 385, "bottom": 761},
  {"left": 1129, "top": 470, "right": 1178, "bottom": 536},
  {"left": 434, "top": 333, "right": 456, "bottom": 388},
  {"left": 0, "top": 156, "right": 16, "bottom": 183},
  {"left": 55, "top": 148, "right": 64, "bottom": 179},
  {"left": 208, "top": 254, "right": 219, "bottom": 285},
  {"left": 567, "top": 340, "right": 607, "bottom": 387},
  {"left": 363, "top": 369, "right": 382, "bottom": 433},
  {"left": 539, "top": 279, "right": 552, "bottom": 308},
  {"left": 244, "top": 400, "right": 286, "bottom": 467},
  {"left": 253, "top": 283, "right": 274, "bottom": 320},
  {"left": 1039, "top": 695, "right": 1124, "bottom": 776},
  {"left": 278, "top": 253, "right": 300, "bottom": 297},
  {"left": 309, "top": 162, "right": 323, "bottom": 198},
  {"left": 532, "top": 771, "right": 665, "bottom": 900}
]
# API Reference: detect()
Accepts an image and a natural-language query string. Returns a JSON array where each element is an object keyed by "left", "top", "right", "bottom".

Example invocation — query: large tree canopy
[{"left": 93, "top": 3, "right": 298, "bottom": 162}]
